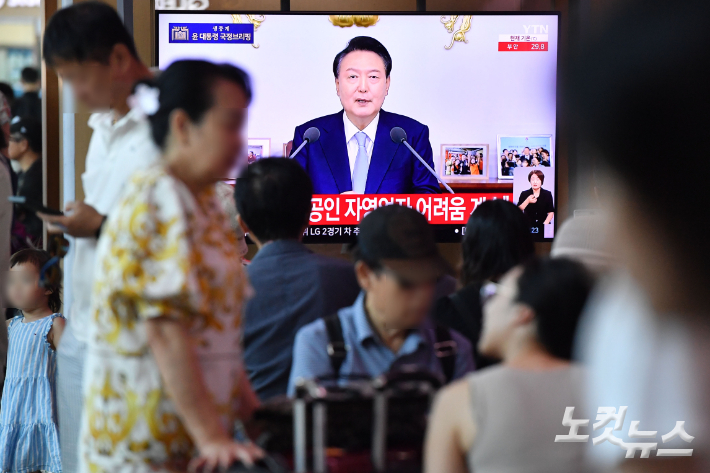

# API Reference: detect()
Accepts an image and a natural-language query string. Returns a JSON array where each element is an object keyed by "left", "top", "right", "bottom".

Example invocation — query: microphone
[
  {"left": 289, "top": 127, "right": 320, "bottom": 159},
  {"left": 390, "top": 127, "right": 454, "bottom": 194}
]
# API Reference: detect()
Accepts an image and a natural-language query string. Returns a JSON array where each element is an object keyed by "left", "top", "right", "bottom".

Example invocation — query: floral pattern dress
[{"left": 79, "top": 165, "right": 253, "bottom": 473}]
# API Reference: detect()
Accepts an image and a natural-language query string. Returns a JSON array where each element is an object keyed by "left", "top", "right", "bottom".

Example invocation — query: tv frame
[{"left": 154, "top": 10, "right": 561, "bottom": 243}]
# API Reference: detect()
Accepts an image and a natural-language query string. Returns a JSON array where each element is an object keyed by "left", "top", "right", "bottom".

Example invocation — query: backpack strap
[
  {"left": 323, "top": 313, "right": 347, "bottom": 377},
  {"left": 434, "top": 324, "right": 458, "bottom": 384}
]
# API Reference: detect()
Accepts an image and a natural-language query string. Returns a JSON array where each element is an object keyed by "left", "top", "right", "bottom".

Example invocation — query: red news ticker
[
  {"left": 309, "top": 193, "right": 513, "bottom": 225},
  {"left": 498, "top": 42, "right": 549, "bottom": 52}
]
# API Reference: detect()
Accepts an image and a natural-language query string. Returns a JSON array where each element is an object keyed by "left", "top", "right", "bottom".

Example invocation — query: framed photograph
[
  {"left": 247, "top": 138, "right": 271, "bottom": 165},
  {"left": 439, "top": 144, "right": 489, "bottom": 182},
  {"left": 497, "top": 135, "right": 554, "bottom": 180},
  {"left": 283, "top": 141, "right": 293, "bottom": 158}
]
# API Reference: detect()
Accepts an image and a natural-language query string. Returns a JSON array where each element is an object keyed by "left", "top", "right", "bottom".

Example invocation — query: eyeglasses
[
  {"left": 479, "top": 280, "right": 514, "bottom": 305},
  {"left": 38, "top": 234, "right": 70, "bottom": 289}
]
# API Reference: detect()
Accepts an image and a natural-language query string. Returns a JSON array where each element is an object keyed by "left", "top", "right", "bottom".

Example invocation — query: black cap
[
  {"left": 356, "top": 205, "right": 453, "bottom": 283},
  {"left": 10, "top": 116, "right": 42, "bottom": 154}
]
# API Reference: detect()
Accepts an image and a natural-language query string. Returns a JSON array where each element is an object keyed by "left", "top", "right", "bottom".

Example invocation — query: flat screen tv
[{"left": 156, "top": 11, "right": 560, "bottom": 242}]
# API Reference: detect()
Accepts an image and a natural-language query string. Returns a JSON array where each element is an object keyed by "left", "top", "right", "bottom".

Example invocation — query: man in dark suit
[
  {"left": 291, "top": 36, "right": 439, "bottom": 194},
  {"left": 235, "top": 158, "right": 361, "bottom": 400},
  {"left": 12, "top": 68, "right": 42, "bottom": 122}
]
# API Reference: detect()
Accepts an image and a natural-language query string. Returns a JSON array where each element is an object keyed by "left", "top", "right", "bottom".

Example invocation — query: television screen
[{"left": 156, "top": 12, "right": 559, "bottom": 242}]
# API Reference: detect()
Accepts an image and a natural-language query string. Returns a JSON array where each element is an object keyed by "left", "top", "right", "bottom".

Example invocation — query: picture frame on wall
[
  {"left": 497, "top": 134, "right": 553, "bottom": 180},
  {"left": 247, "top": 138, "right": 271, "bottom": 165},
  {"left": 439, "top": 144, "right": 489, "bottom": 183},
  {"left": 283, "top": 141, "right": 293, "bottom": 158},
  {"left": 225, "top": 138, "right": 271, "bottom": 179}
]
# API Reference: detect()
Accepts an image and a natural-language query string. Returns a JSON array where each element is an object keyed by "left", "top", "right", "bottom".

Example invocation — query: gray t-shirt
[{"left": 467, "top": 364, "right": 589, "bottom": 473}]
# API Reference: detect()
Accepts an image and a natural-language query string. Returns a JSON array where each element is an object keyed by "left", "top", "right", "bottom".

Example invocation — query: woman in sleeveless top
[{"left": 424, "top": 257, "right": 593, "bottom": 473}]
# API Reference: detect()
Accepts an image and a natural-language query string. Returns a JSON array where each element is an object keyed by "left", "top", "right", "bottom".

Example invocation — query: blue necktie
[{"left": 352, "top": 131, "right": 369, "bottom": 194}]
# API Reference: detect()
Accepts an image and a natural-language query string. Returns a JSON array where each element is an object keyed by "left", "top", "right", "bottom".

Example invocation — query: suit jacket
[
  {"left": 243, "top": 240, "right": 360, "bottom": 400},
  {"left": 292, "top": 109, "right": 440, "bottom": 194}
]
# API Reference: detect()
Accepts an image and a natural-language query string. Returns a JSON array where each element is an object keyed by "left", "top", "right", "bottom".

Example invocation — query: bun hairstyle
[{"left": 134, "top": 60, "right": 252, "bottom": 149}]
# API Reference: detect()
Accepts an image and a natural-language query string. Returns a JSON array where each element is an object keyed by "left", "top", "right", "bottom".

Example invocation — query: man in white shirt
[
  {"left": 291, "top": 36, "right": 439, "bottom": 194},
  {"left": 38, "top": 4, "right": 160, "bottom": 470},
  {"left": 0, "top": 162, "right": 11, "bottom": 390}
]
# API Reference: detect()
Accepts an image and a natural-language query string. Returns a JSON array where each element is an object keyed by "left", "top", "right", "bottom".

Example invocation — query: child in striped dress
[{"left": 1, "top": 249, "right": 65, "bottom": 473}]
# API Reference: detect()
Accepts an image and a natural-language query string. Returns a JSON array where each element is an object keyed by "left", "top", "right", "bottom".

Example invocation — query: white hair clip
[{"left": 128, "top": 83, "right": 160, "bottom": 117}]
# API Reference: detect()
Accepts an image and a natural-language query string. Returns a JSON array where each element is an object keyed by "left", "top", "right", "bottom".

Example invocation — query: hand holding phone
[
  {"left": 33, "top": 200, "right": 105, "bottom": 238},
  {"left": 8, "top": 196, "right": 63, "bottom": 216}
]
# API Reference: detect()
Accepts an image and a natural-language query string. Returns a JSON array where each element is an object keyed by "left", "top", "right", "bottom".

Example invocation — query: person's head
[
  {"left": 20, "top": 67, "right": 40, "bottom": 91},
  {"left": 516, "top": 158, "right": 522, "bottom": 165},
  {"left": 507, "top": 153, "right": 513, "bottom": 160},
  {"left": 541, "top": 149, "right": 550, "bottom": 160},
  {"left": 571, "top": 0, "right": 710, "bottom": 314},
  {"left": 501, "top": 154, "right": 506, "bottom": 162},
  {"left": 521, "top": 159, "right": 529, "bottom": 167},
  {"left": 523, "top": 146, "right": 530, "bottom": 156},
  {"left": 352, "top": 205, "right": 452, "bottom": 329},
  {"left": 333, "top": 36, "right": 391, "bottom": 125},
  {"left": 478, "top": 257, "right": 593, "bottom": 361},
  {"left": 43, "top": 2, "right": 142, "bottom": 109},
  {"left": 513, "top": 149, "right": 519, "bottom": 155},
  {"left": 235, "top": 157, "right": 313, "bottom": 245},
  {"left": 502, "top": 148, "right": 508, "bottom": 155},
  {"left": 7, "top": 249, "right": 62, "bottom": 313},
  {"left": 528, "top": 169, "right": 544, "bottom": 189},
  {"left": 140, "top": 60, "right": 252, "bottom": 187},
  {"left": 8, "top": 117, "right": 42, "bottom": 162},
  {"left": 551, "top": 214, "right": 613, "bottom": 275},
  {"left": 0, "top": 83, "right": 15, "bottom": 107},
  {"left": 461, "top": 199, "right": 535, "bottom": 286},
  {"left": 532, "top": 156, "right": 540, "bottom": 166}
]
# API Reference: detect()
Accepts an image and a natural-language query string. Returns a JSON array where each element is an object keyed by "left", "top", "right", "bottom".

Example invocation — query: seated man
[
  {"left": 288, "top": 205, "right": 474, "bottom": 395},
  {"left": 235, "top": 158, "right": 360, "bottom": 400}
]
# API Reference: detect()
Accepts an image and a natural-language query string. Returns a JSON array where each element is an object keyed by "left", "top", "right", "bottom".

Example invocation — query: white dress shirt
[
  {"left": 343, "top": 112, "right": 379, "bottom": 178},
  {"left": 0, "top": 163, "right": 11, "bottom": 381},
  {"left": 70, "top": 109, "right": 160, "bottom": 343}
]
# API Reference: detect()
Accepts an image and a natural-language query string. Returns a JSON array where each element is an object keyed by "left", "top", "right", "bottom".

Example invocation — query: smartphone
[{"left": 8, "top": 196, "right": 64, "bottom": 216}]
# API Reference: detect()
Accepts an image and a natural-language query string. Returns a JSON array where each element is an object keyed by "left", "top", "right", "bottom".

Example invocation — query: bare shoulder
[{"left": 432, "top": 377, "right": 477, "bottom": 450}]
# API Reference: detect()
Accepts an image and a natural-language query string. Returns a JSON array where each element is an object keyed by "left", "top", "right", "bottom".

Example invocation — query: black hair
[
  {"left": 10, "top": 117, "right": 42, "bottom": 154},
  {"left": 0, "top": 82, "right": 15, "bottom": 106},
  {"left": 515, "top": 257, "right": 593, "bottom": 360},
  {"left": 234, "top": 158, "right": 313, "bottom": 242},
  {"left": 571, "top": 0, "right": 710, "bottom": 282},
  {"left": 0, "top": 125, "right": 7, "bottom": 150},
  {"left": 43, "top": 1, "right": 139, "bottom": 67},
  {"left": 139, "top": 60, "right": 252, "bottom": 150},
  {"left": 461, "top": 199, "right": 534, "bottom": 286},
  {"left": 528, "top": 170, "right": 545, "bottom": 184},
  {"left": 21, "top": 67, "right": 39, "bottom": 84},
  {"left": 10, "top": 249, "right": 62, "bottom": 313},
  {"left": 333, "top": 36, "right": 392, "bottom": 78}
]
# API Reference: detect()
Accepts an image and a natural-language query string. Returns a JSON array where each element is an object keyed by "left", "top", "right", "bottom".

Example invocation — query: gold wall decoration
[
  {"left": 441, "top": 15, "right": 472, "bottom": 50},
  {"left": 329, "top": 15, "right": 380, "bottom": 28},
  {"left": 231, "top": 14, "right": 265, "bottom": 48}
]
